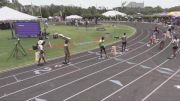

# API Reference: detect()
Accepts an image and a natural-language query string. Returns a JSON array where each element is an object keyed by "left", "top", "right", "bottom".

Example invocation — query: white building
[{"left": 126, "top": 2, "right": 144, "bottom": 8}]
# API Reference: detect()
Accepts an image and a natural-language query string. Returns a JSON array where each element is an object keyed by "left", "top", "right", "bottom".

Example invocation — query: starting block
[{"left": 111, "top": 46, "right": 117, "bottom": 56}]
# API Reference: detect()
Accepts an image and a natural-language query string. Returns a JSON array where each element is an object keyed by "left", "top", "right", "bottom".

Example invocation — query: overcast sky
[{"left": 17, "top": 0, "right": 180, "bottom": 9}]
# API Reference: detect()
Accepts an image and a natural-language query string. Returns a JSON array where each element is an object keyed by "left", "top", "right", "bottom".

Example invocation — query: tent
[
  {"left": 0, "top": 6, "right": 38, "bottom": 38},
  {"left": 167, "top": 11, "right": 180, "bottom": 17},
  {"left": 102, "top": 10, "right": 127, "bottom": 17},
  {"left": 0, "top": 6, "right": 38, "bottom": 21},
  {"left": 65, "top": 15, "right": 82, "bottom": 20}
]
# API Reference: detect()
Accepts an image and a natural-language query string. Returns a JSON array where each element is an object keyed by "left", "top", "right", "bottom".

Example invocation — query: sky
[{"left": 16, "top": 0, "right": 180, "bottom": 9}]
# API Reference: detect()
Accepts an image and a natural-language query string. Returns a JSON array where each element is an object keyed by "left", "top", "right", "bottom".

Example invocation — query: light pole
[
  {"left": 31, "top": 2, "right": 33, "bottom": 16},
  {"left": 40, "top": 5, "right": 42, "bottom": 17}
]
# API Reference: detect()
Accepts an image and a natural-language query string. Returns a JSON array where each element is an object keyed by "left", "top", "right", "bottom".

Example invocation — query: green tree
[{"left": 0, "top": 0, "right": 9, "bottom": 7}]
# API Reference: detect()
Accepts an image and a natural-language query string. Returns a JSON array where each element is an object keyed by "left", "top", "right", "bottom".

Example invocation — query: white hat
[{"left": 38, "top": 40, "right": 44, "bottom": 45}]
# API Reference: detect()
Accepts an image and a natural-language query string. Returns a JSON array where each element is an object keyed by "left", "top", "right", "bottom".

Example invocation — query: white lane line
[
  {"left": 174, "top": 85, "right": 180, "bottom": 89},
  {"left": 101, "top": 60, "right": 169, "bottom": 101},
  {"left": 0, "top": 30, "right": 147, "bottom": 89},
  {"left": 141, "top": 69, "right": 180, "bottom": 101},
  {"left": 140, "top": 65, "right": 152, "bottom": 69},
  {"left": 54, "top": 65, "right": 63, "bottom": 68},
  {"left": 159, "top": 67, "right": 175, "bottom": 73},
  {"left": 156, "top": 69, "right": 173, "bottom": 75},
  {"left": 34, "top": 67, "right": 52, "bottom": 75},
  {"left": 64, "top": 43, "right": 170, "bottom": 101},
  {"left": 35, "top": 98, "right": 47, "bottom": 101},
  {"left": 110, "top": 80, "right": 123, "bottom": 86},
  {"left": 0, "top": 26, "right": 137, "bottom": 75},
  {"left": 126, "top": 61, "right": 136, "bottom": 65},
  {"left": 69, "top": 63, "right": 80, "bottom": 70},
  {"left": 13, "top": 75, "right": 19, "bottom": 82},
  {"left": 0, "top": 29, "right": 144, "bottom": 82},
  {"left": 26, "top": 40, "right": 155, "bottom": 101}
]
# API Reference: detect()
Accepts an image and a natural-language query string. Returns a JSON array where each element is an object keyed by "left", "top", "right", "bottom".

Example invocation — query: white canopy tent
[
  {"left": 102, "top": 10, "right": 127, "bottom": 17},
  {"left": 0, "top": 6, "right": 38, "bottom": 21},
  {"left": 0, "top": 6, "right": 38, "bottom": 38},
  {"left": 65, "top": 15, "right": 83, "bottom": 20}
]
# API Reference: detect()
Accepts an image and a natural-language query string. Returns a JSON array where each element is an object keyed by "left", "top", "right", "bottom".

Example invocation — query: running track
[{"left": 0, "top": 22, "right": 180, "bottom": 101}]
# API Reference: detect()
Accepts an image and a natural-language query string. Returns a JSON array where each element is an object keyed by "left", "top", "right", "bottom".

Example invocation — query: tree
[
  {"left": 41, "top": 6, "right": 50, "bottom": 18},
  {"left": 0, "top": 0, "right": 9, "bottom": 7}
]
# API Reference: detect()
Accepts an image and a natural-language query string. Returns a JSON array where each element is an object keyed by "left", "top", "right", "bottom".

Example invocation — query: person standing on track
[
  {"left": 171, "top": 36, "right": 180, "bottom": 58},
  {"left": 63, "top": 39, "right": 70, "bottom": 64},
  {"left": 37, "top": 37, "right": 47, "bottom": 66},
  {"left": 121, "top": 33, "right": 127, "bottom": 52},
  {"left": 159, "top": 31, "right": 167, "bottom": 50},
  {"left": 99, "top": 36, "right": 108, "bottom": 59}
]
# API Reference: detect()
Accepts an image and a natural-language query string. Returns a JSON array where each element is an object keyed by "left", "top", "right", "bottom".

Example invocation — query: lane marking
[
  {"left": 159, "top": 68, "right": 174, "bottom": 73},
  {"left": 54, "top": 65, "right": 63, "bottom": 68},
  {"left": 141, "top": 69, "right": 180, "bottom": 101},
  {"left": 110, "top": 80, "right": 123, "bottom": 86},
  {"left": 174, "top": 85, "right": 180, "bottom": 89},
  {"left": 35, "top": 98, "right": 47, "bottom": 101},
  {"left": 34, "top": 67, "right": 52, "bottom": 75},
  {"left": 126, "top": 61, "right": 136, "bottom": 65},
  {"left": 101, "top": 60, "right": 169, "bottom": 101},
  {"left": 140, "top": 65, "right": 152, "bottom": 69},
  {"left": 156, "top": 69, "right": 173, "bottom": 75},
  {"left": 69, "top": 63, "right": 80, "bottom": 70},
  {"left": 13, "top": 75, "right": 19, "bottom": 82}
]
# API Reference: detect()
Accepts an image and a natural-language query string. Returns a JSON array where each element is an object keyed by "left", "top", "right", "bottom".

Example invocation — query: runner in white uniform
[{"left": 172, "top": 36, "right": 180, "bottom": 58}]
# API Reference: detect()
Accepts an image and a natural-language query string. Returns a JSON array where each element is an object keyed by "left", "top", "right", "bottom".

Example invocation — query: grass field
[{"left": 0, "top": 23, "right": 135, "bottom": 71}]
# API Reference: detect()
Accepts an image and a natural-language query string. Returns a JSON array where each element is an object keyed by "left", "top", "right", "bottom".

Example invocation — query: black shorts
[
  {"left": 100, "top": 46, "right": 105, "bottom": 50},
  {"left": 122, "top": 42, "right": 126, "bottom": 45},
  {"left": 173, "top": 46, "right": 178, "bottom": 49}
]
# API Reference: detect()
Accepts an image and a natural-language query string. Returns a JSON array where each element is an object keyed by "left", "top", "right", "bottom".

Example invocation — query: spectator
[
  {"left": 63, "top": 39, "right": 70, "bottom": 64},
  {"left": 37, "top": 37, "right": 46, "bottom": 66}
]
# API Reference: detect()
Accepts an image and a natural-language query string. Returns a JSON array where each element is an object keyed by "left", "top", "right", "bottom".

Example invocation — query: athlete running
[{"left": 171, "top": 36, "right": 179, "bottom": 58}]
